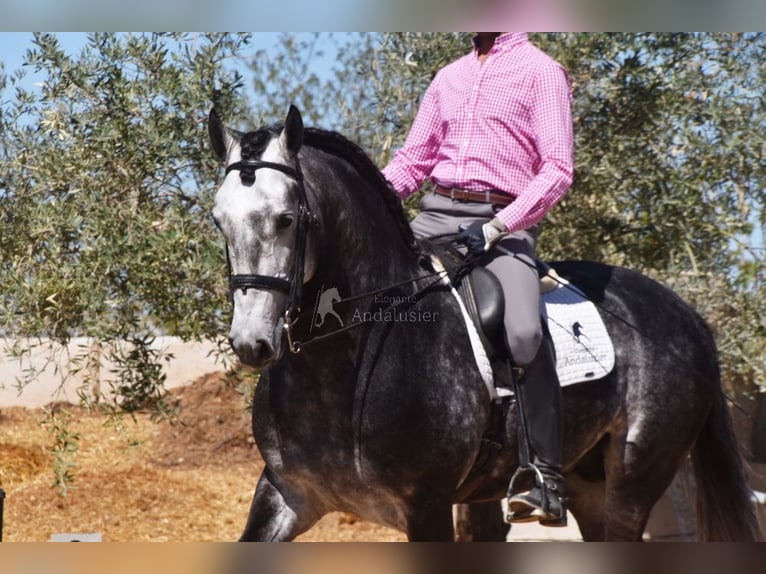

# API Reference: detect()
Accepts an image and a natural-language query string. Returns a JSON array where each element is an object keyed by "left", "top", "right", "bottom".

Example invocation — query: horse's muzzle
[{"left": 231, "top": 337, "right": 277, "bottom": 368}]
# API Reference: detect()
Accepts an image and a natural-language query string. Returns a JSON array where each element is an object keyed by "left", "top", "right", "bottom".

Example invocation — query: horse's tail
[{"left": 692, "top": 390, "right": 762, "bottom": 541}]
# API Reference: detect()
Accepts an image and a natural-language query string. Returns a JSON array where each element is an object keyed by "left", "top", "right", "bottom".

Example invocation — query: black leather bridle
[{"left": 223, "top": 158, "right": 316, "bottom": 353}]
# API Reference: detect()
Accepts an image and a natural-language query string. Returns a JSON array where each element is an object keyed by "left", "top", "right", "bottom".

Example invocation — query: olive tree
[
  {"left": 0, "top": 33, "right": 251, "bottom": 410},
  {"left": 2, "top": 32, "right": 764, "bottom": 410}
]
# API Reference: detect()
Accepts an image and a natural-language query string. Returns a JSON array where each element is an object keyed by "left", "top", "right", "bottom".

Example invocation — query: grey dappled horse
[{"left": 209, "top": 106, "right": 760, "bottom": 541}]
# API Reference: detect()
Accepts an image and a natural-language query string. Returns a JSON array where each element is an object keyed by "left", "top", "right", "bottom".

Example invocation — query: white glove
[
  {"left": 482, "top": 217, "right": 508, "bottom": 251},
  {"left": 459, "top": 217, "right": 508, "bottom": 254}
]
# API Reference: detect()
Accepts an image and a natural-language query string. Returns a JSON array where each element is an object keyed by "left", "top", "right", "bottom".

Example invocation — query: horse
[{"left": 208, "top": 105, "right": 761, "bottom": 542}]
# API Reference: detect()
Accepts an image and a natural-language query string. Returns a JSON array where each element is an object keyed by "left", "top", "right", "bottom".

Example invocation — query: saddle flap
[
  {"left": 457, "top": 267, "right": 506, "bottom": 360},
  {"left": 468, "top": 267, "right": 505, "bottom": 340}
]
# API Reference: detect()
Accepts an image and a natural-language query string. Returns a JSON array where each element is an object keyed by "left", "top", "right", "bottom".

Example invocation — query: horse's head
[{"left": 209, "top": 105, "right": 315, "bottom": 368}]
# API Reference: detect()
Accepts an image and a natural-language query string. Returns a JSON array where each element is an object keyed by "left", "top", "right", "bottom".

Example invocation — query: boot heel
[{"left": 539, "top": 513, "right": 568, "bottom": 527}]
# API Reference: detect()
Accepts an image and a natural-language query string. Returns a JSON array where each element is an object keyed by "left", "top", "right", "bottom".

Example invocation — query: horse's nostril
[
  {"left": 252, "top": 340, "right": 273, "bottom": 364},
  {"left": 232, "top": 338, "right": 275, "bottom": 367}
]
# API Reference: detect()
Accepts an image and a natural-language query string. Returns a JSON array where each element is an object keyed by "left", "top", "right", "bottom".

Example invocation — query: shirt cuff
[{"left": 381, "top": 166, "right": 414, "bottom": 199}]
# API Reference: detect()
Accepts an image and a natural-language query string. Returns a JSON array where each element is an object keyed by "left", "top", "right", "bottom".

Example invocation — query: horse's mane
[{"left": 239, "top": 125, "right": 418, "bottom": 256}]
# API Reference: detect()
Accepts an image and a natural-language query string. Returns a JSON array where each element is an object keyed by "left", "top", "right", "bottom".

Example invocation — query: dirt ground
[{"left": 0, "top": 372, "right": 405, "bottom": 542}]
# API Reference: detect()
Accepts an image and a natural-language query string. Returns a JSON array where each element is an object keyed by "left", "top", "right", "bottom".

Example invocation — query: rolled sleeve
[
  {"left": 382, "top": 79, "right": 445, "bottom": 198},
  {"left": 495, "top": 63, "right": 574, "bottom": 232}
]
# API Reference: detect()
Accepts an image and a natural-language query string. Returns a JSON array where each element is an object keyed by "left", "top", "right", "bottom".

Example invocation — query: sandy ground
[
  {"left": 0, "top": 371, "right": 584, "bottom": 542},
  {"left": 0, "top": 337, "right": 223, "bottom": 408}
]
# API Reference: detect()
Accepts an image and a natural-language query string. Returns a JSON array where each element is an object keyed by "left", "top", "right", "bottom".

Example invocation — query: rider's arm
[
  {"left": 494, "top": 63, "right": 574, "bottom": 233},
  {"left": 382, "top": 78, "right": 445, "bottom": 199}
]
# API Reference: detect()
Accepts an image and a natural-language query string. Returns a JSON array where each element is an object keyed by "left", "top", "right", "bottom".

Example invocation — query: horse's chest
[{"left": 252, "top": 384, "right": 354, "bottom": 463}]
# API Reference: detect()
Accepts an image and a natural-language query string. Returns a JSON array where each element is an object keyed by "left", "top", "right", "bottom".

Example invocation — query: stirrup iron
[
  {"left": 505, "top": 464, "right": 566, "bottom": 525},
  {"left": 504, "top": 462, "right": 545, "bottom": 523}
]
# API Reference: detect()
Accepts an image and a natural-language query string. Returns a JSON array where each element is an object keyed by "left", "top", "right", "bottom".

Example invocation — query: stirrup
[
  {"left": 505, "top": 464, "right": 567, "bottom": 526},
  {"left": 504, "top": 463, "right": 544, "bottom": 524}
]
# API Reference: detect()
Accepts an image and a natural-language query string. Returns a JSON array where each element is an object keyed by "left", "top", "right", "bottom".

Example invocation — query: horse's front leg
[
  {"left": 240, "top": 469, "right": 320, "bottom": 542},
  {"left": 406, "top": 499, "right": 456, "bottom": 541},
  {"left": 454, "top": 502, "right": 510, "bottom": 541}
]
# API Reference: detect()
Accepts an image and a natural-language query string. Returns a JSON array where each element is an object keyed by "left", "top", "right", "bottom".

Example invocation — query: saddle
[
  {"left": 458, "top": 260, "right": 561, "bottom": 362},
  {"left": 419, "top": 240, "right": 525, "bottom": 386},
  {"left": 418, "top": 239, "right": 614, "bottom": 390},
  {"left": 421, "top": 240, "right": 552, "bottom": 367},
  {"left": 457, "top": 266, "right": 506, "bottom": 361}
]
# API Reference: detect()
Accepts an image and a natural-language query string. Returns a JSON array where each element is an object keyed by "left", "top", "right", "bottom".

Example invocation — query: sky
[
  {"left": 0, "top": 31, "right": 350, "bottom": 137},
  {"left": 0, "top": 32, "right": 341, "bottom": 105},
  {"left": 0, "top": 32, "right": 89, "bottom": 84}
]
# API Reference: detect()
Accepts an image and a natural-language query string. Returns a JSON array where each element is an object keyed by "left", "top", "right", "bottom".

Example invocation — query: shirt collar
[{"left": 472, "top": 33, "right": 528, "bottom": 55}]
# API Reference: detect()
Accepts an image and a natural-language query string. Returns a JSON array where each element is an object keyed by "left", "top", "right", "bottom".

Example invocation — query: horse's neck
[
  {"left": 310, "top": 173, "right": 422, "bottom": 295},
  {"left": 325, "top": 232, "right": 420, "bottom": 296}
]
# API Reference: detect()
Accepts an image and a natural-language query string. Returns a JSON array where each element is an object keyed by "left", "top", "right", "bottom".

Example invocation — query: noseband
[{"left": 223, "top": 158, "right": 316, "bottom": 353}]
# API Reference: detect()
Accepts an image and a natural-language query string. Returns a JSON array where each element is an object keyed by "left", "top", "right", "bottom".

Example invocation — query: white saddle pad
[
  {"left": 542, "top": 278, "right": 615, "bottom": 386},
  {"left": 432, "top": 254, "right": 614, "bottom": 398}
]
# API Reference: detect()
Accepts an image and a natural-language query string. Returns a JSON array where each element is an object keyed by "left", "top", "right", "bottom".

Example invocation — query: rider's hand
[{"left": 458, "top": 217, "right": 508, "bottom": 255}]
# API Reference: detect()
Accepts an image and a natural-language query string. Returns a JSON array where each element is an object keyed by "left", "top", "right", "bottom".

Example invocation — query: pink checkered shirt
[{"left": 382, "top": 33, "right": 574, "bottom": 233}]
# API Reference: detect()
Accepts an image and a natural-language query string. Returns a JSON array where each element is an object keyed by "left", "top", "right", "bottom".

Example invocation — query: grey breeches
[{"left": 411, "top": 192, "right": 542, "bottom": 367}]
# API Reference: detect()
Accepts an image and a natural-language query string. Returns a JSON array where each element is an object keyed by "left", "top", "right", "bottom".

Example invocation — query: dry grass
[{"left": 0, "top": 372, "right": 404, "bottom": 542}]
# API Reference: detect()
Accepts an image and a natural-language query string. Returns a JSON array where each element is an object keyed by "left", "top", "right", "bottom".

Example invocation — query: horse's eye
[{"left": 276, "top": 213, "right": 294, "bottom": 229}]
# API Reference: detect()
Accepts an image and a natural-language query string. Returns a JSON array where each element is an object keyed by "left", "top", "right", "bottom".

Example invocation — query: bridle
[
  {"left": 219, "top": 159, "right": 509, "bottom": 357},
  {"left": 220, "top": 157, "right": 458, "bottom": 356},
  {"left": 222, "top": 157, "right": 317, "bottom": 354}
]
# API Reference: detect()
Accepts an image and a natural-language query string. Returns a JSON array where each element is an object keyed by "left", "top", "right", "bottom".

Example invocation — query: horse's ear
[
  {"left": 281, "top": 104, "right": 304, "bottom": 156},
  {"left": 208, "top": 108, "right": 228, "bottom": 161},
  {"left": 208, "top": 108, "right": 241, "bottom": 162}
]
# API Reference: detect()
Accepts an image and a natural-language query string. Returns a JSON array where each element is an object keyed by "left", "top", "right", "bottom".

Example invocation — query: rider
[{"left": 382, "top": 32, "right": 574, "bottom": 526}]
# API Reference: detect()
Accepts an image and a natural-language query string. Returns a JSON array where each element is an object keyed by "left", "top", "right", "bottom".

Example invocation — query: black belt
[{"left": 434, "top": 185, "right": 515, "bottom": 207}]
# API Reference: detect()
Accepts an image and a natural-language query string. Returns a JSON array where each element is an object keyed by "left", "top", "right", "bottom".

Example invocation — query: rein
[
  {"left": 220, "top": 156, "right": 481, "bottom": 355},
  {"left": 292, "top": 267, "right": 454, "bottom": 351},
  {"left": 286, "top": 234, "right": 480, "bottom": 351}
]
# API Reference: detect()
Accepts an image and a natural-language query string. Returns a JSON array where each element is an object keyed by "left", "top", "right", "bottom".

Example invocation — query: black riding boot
[{"left": 507, "top": 336, "right": 567, "bottom": 527}]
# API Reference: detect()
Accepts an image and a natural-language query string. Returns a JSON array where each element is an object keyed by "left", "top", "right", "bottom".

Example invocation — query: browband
[
  {"left": 225, "top": 160, "right": 302, "bottom": 181},
  {"left": 230, "top": 274, "right": 291, "bottom": 295}
]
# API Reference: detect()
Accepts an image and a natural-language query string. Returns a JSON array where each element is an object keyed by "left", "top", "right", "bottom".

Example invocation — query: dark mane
[
  {"left": 303, "top": 127, "right": 418, "bottom": 255},
  {"left": 240, "top": 124, "right": 418, "bottom": 256}
]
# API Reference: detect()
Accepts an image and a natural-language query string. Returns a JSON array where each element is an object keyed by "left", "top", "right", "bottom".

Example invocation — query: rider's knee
[{"left": 507, "top": 325, "right": 543, "bottom": 367}]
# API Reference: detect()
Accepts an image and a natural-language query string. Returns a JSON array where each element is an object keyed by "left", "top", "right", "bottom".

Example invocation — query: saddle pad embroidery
[{"left": 541, "top": 278, "right": 615, "bottom": 386}]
